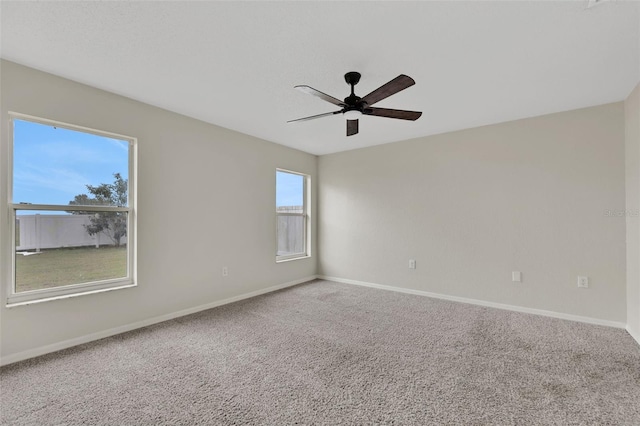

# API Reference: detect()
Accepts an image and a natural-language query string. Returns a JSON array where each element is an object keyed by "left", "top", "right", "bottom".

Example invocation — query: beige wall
[
  {"left": 0, "top": 60, "right": 635, "bottom": 362},
  {"left": 626, "top": 82, "right": 640, "bottom": 341},
  {"left": 0, "top": 60, "right": 317, "bottom": 360},
  {"left": 318, "top": 103, "right": 627, "bottom": 323}
]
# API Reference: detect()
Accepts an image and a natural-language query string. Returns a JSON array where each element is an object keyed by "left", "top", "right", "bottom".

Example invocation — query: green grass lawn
[{"left": 15, "top": 246, "right": 127, "bottom": 293}]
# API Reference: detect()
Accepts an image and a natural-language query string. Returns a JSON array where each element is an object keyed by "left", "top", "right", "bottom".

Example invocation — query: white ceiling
[{"left": 1, "top": 1, "right": 639, "bottom": 155}]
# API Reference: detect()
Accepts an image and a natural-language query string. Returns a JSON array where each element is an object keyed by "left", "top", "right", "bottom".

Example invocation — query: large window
[
  {"left": 8, "top": 113, "right": 136, "bottom": 305},
  {"left": 276, "top": 169, "right": 309, "bottom": 261}
]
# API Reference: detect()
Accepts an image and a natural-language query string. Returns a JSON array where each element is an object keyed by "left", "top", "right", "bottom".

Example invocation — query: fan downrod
[{"left": 344, "top": 72, "right": 362, "bottom": 105}]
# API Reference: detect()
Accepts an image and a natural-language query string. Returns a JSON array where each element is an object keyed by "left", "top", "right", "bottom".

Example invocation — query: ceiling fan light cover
[{"left": 343, "top": 110, "right": 362, "bottom": 120}]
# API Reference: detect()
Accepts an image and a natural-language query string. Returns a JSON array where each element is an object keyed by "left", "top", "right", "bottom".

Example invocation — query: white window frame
[
  {"left": 6, "top": 112, "right": 137, "bottom": 306},
  {"left": 276, "top": 168, "right": 310, "bottom": 262}
]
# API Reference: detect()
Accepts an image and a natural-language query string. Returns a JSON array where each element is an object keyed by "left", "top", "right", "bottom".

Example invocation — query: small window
[
  {"left": 276, "top": 169, "right": 309, "bottom": 261},
  {"left": 8, "top": 113, "right": 136, "bottom": 305}
]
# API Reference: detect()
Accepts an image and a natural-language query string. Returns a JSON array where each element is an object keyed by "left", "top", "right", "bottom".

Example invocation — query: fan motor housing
[{"left": 344, "top": 96, "right": 362, "bottom": 107}]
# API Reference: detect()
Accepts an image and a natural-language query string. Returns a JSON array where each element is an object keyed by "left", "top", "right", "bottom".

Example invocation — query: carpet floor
[{"left": 1, "top": 279, "right": 639, "bottom": 425}]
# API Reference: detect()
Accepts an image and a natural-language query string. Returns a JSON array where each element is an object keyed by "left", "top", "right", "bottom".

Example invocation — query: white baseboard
[
  {"left": 0, "top": 275, "right": 318, "bottom": 367},
  {"left": 319, "top": 275, "right": 627, "bottom": 330},
  {"left": 627, "top": 325, "right": 640, "bottom": 346}
]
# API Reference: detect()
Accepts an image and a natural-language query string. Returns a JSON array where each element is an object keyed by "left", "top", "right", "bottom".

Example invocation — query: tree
[{"left": 69, "top": 173, "right": 128, "bottom": 247}]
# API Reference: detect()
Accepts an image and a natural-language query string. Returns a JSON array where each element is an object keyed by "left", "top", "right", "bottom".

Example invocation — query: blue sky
[
  {"left": 13, "top": 119, "right": 129, "bottom": 207},
  {"left": 276, "top": 170, "right": 304, "bottom": 207},
  {"left": 14, "top": 119, "right": 303, "bottom": 209}
]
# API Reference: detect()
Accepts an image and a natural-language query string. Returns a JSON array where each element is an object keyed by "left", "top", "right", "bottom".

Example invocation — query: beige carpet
[{"left": 1, "top": 279, "right": 639, "bottom": 425}]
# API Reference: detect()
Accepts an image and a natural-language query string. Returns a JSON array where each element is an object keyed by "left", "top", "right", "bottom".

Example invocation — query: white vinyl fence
[
  {"left": 277, "top": 206, "right": 305, "bottom": 256},
  {"left": 17, "top": 209, "right": 298, "bottom": 254},
  {"left": 16, "top": 214, "right": 126, "bottom": 251}
]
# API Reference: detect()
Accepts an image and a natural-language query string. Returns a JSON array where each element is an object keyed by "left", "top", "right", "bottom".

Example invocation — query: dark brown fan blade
[
  {"left": 360, "top": 75, "right": 415, "bottom": 106},
  {"left": 346, "top": 119, "right": 359, "bottom": 136},
  {"left": 288, "top": 110, "right": 342, "bottom": 123},
  {"left": 364, "top": 107, "right": 422, "bottom": 121},
  {"left": 295, "top": 85, "right": 346, "bottom": 107}
]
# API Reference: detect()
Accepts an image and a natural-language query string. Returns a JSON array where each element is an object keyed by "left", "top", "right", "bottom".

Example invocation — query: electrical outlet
[
  {"left": 577, "top": 276, "right": 589, "bottom": 288},
  {"left": 409, "top": 259, "right": 416, "bottom": 269},
  {"left": 222, "top": 267, "right": 229, "bottom": 277},
  {"left": 512, "top": 271, "right": 522, "bottom": 282}
]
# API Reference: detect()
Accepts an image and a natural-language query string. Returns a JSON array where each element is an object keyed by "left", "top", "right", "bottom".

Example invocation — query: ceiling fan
[{"left": 288, "top": 72, "right": 422, "bottom": 136}]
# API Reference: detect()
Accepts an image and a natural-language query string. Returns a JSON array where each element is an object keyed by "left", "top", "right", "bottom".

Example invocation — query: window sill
[
  {"left": 276, "top": 254, "right": 311, "bottom": 263},
  {"left": 6, "top": 282, "right": 137, "bottom": 308}
]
